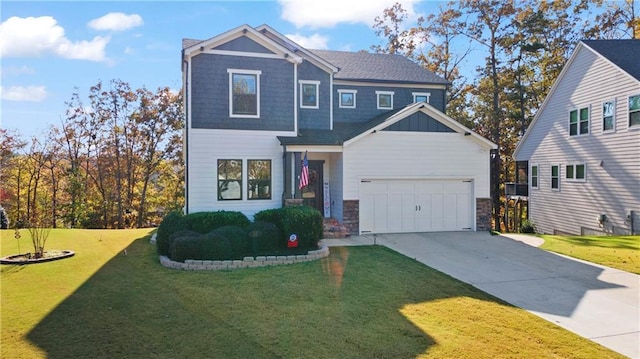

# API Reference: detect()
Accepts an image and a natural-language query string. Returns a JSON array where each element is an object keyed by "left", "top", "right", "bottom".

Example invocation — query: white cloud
[
  {"left": 88, "top": 13, "right": 143, "bottom": 31},
  {"left": 285, "top": 33, "right": 329, "bottom": 49},
  {"left": 278, "top": 0, "right": 419, "bottom": 28},
  {"left": 0, "top": 65, "right": 35, "bottom": 76},
  {"left": 0, "top": 85, "right": 47, "bottom": 102},
  {"left": 0, "top": 16, "right": 109, "bottom": 62}
]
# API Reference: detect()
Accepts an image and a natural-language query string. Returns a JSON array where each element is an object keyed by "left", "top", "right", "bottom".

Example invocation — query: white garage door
[{"left": 360, "top": 179, "right": 473, "bottom": 234}]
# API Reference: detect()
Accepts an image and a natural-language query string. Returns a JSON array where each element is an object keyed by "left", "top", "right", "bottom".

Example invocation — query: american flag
[{"left": 299, "top": 151, "right": 309, "bottom": 189}]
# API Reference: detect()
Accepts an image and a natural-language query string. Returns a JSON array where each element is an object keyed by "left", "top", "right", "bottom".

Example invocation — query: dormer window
[
  {"left": 338, "top": 89, "right": 357, "bottom": 108},
  {"left": 376, "top": 91, "right": 394, "bottom": 110},
  {"left": 299, "top": 80, "right": 319, "bottom": 109},
  {"left": 228, "top": 69, "right": 261, "bottom": 118},
  {"left": 412, "top": 92, "right": 431, "bottom": 103}
]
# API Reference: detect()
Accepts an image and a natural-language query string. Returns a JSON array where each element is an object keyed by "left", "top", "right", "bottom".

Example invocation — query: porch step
[{"left": 323, "top": 218, "right": 351, "bottom": 239}]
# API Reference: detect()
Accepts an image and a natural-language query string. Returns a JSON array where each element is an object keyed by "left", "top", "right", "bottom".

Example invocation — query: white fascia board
[
  {"left": 254, "top": 24, "right": 339, "bottom": 74},
  {"left": 333, "top": 80, "right": 447, "bottom": 90},
  {"left": 183, "top": 24, "right": 302, "bottom": 64},
  {"left": 285, "top": 145, "right": 343, "bottom": 153}
]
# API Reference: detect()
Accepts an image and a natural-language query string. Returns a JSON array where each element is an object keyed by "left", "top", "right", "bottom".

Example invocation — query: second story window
[
  {"left": 412, "top": 92, "right": 431, "bottom": 103},
  {"left": 551, "top": 164, "right": 560, "bottom": 191},
  {"left": 630, "top": 94, "right": 640, "bottom": 128},
  {"left": 602, "top": 100, "right": 615, "bottom": 132},
  {"left": 338, "top": 89, "right": 357, "bottom": 108},
  {"left": 228, "top": 69, "right": 261, "bottom": 118},
  {"left": 531, "top": 164, "right": 538, "bottom": 189},
  {"left": 376, "top": 91, "right": 394, "bottom": 110},
  {"left": 569, "top": 107, "right": 589, "bottom": 136},
  {"left": 299, "top": 80, "right": 319, "bottom": 109}
]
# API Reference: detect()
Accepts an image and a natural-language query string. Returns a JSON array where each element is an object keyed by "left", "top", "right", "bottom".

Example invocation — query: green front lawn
[
  {"left": 539, "top": 235, "right": 640, "bottom": 274},
  {"left": 1, "top": 229, "right": 623, "bottom": 358}
]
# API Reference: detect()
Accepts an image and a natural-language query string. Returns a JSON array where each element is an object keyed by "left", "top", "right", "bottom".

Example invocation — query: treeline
[
  {"left": 1, "top": 80, "right": 184, "bottom": 229},
  {"left": 372, "top": 0, "right": 638, "bottom": 229}
]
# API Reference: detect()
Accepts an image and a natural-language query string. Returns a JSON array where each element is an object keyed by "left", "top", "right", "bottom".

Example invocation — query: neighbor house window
[
  {"left": 338, "top": 89, "right": 356, "bottom": 108},
  {"left": 218, "top": 159, "right": 242, "bottom": 200},
  {"left": 376, "top": 91, "right": 394, "bottom": 110},
  {"left": 566, "top": 163, "right": 586, "bottom": 182},
  {"left": 629, "top": 94, "right": 640, "bottom": 127},
  {"left": 569, "top": 107, "right": 589, "bottom": 136},
  {"left": 551, "top": 164, "right": 560, "bottom": 190},
  {"left": 602, "top": 100, "right": 615, "bottom": 132},
  {"left": 228, "top": 69, "right": 261, "bottom": 118},
  {"left": 248, "top": 160, "right": 271, "bottom": 200},
  {"left": 299, "top": 80, "right": 319, "bottom": 109},
  {"left": 412, "top": 92, "right": 431, "bottom": 103},
  {"left": 531, "top": 164, "right": 538, "bottom": 189}
]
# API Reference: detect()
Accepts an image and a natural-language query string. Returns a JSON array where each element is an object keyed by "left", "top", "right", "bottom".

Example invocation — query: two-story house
[
  {"left": 182, "top": 24, "right": 496, "bottom": 235},
  {"left": 514, "top": 40, "right": 640, "bottom": 235}
]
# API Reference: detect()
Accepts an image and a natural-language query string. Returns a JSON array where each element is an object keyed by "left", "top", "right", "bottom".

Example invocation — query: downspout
[{"left": 182, "top": 50, "right": 190, "bottom": 214}]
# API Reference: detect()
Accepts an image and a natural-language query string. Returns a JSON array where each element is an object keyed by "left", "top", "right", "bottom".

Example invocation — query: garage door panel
[{"left": 360, "top": 179, "right": 472, "bottom": 234}]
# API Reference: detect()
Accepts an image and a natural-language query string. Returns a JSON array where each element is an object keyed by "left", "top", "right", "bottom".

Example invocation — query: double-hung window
[
  {"left": 376, "top": 91, "right": 394, "bottom": 110},
  {"left": 218, "top": 159, "right": 242, "bottom": 200},
  {"left": 228, "top": 69, "right": 261, "bottom": 118},
  {"left": 551, "top": 164, "right": 560, "bottom": 190},
  {"left": 629, "top": 94, "right": 640, "bottom": 128},
  {"left": 602, "top": 100, "right": 615, "bottom": 132},
  {"left": 530, "top": 164, "right": 538, "bottom": 189},
  {"left": 569, "top": 107, "right": 589, "bottom": 136},
  {"left": 248, "top": 160, "right": 272, "bottom": 200},
  {"left": 412, "top": 92, "right": 431, "bottom": 103},
  {"left": 338, "top": 89, "right": 356, "bottom": 108},
  {"left": 299, "top": 80, "right": 319, "bottom": 109},
  {"left": 566, "top": 163, "right": 586, "bottom": 182}
]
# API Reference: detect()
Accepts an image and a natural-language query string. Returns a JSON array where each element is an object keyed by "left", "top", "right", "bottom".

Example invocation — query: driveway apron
[{"left": 361, "top": 232, "right": 640, "bottom": 358}]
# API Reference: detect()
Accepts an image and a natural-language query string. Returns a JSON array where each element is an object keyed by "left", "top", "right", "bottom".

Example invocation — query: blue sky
[{"left": 1, "top": 0, "right": 446, "bottom": 138}]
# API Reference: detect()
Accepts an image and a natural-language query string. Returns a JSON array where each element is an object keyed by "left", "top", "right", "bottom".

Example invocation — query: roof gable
[{"left": 582, "top": 40, "right": 640, "bottom": 81}]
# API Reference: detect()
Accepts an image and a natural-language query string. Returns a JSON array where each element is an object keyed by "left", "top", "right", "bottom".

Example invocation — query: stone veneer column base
[
  {"left": 343, "top": 200, "right": 359, "bottom": 235},
  {"left": 476, "top": 198, "right": 492, "bottom": 231}
]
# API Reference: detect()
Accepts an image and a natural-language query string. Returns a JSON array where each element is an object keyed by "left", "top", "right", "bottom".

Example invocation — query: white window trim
[
  {"left": 299, "top": 80, "right": 320, "bottom": 109},
  {"left": 338, "top": 89, "right": 357, "bottom": 109},
  {"left": 412, "top": 92, "right": 431, "bottom": 103},
  {"left": 227, "top": 69, "right": 261, "bottom": 119},
  {"left": 376, "top": 91, "right": 394, "bottom": 110},
  {"left": 602, "top": 99, "right": 616, "bottom": 134},
  {"left": 551, "top": 164, "right": 560, "bottom": 191},
  {"left": 530, "top": 164, "right": 539, "bottom": 189},
  {"left": 629, "top": 94, "right": 640, "bottom": 129},
  {"left": 565, "top": 162, "right": 587, "bottom": 182},
  {"left": 568, "top": 106, "right": 590, "bottom": 137}
]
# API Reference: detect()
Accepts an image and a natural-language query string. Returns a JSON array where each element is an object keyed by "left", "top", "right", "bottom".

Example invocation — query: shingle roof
[
  {"left": 582, "top": 40, "right": 640, "bottom": 81},
  {"left": 310, "top": 49, "right": 448, "bottom": 85},
  {"left": 182, "top": 38, "right": 203, "bottom": 50},
  {"left": 278, "top": 108, "right": 405, "bottom": 146}
]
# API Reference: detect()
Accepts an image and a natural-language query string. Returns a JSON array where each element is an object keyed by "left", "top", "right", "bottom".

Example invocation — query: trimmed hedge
[
  {"left": 170, "top": 232, "right": 233, "bottom": 263},
  {"left": 210, "top": 226, "right": 250, "bottom": 258},
  {"left": 254, "top": 206, "right": 323, "bottom": 249},
  {"left": 184, "top": 211, "right": 250, "bottom": 233},
  {"left": 245, "top": 221, "right": 282, "bottom": 252},
  {"left": 156, "top": 210, "right": 185, "bottom": 255}
]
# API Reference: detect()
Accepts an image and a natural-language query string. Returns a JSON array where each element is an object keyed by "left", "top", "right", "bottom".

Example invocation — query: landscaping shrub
[
  {"left": 281, "top": 206, "right": 323, "bottom": 249},
  {"left": 170, "top": 232, "right": 232, "bottom": 262},
  {"left": 166, "top": 230, "right": 201, "bottom": 257},
  {"left": 183, "top": 211, "right": 250, "bottom": 234},
  {"left": 253, "top": 208, "right": 284, "bottom": 232},
  {"left": 520, "top": 219, "right": 536, "bottom": 234},
  {"left": 245, "top": 220, "right": 281, "bottom": 252},
  {"left": 156, "top": 210, "right": 186, "bottom": 255},
  {"left": 210, "top": 226, "right": 250, "bottom": 257}
]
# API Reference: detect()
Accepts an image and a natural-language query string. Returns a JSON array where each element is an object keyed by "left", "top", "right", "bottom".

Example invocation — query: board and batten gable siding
[
  {"left": 190, "top": 53, "right": 295, "bottom": 131},
  {"left": 297, "top": 60, "right": 332, "bottom": 130},
  {"left": 516, "top": 45, "right": 640, "bottom": 235},
  {"left": 342, "top": 131, "right": 491, "bottom": 201},
  {"left": 333, "top": 84, "right": 446, "bottom": 123},
  {"left": 187, "top": 130, "right": 284, "bottom": 220}
]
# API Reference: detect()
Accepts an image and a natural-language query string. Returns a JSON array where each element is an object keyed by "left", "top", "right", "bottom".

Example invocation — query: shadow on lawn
[
  {"left": 23, "top": 236, "right": 522, "bottom": 358},
  {"left": 548, "top": 236, "right": 640, "bottom": 251}
]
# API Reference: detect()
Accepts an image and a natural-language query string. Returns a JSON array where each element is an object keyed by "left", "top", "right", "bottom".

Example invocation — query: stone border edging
[{"left": 159, "top": 245, "right": 330, "bottom": 271}]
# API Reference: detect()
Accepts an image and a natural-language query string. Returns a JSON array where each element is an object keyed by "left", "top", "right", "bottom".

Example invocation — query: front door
[{"left": 302, "top": 160, "right": 324, "bottom": 213}]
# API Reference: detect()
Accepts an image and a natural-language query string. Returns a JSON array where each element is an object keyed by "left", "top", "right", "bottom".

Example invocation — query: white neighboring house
[{"left": 514, "top": 40, "right": 640, "bottom": 235}]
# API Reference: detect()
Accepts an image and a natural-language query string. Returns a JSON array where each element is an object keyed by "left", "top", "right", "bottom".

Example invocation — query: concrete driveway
[{"left": 323, "top": 232, "right": 640, "bottom": 358}]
